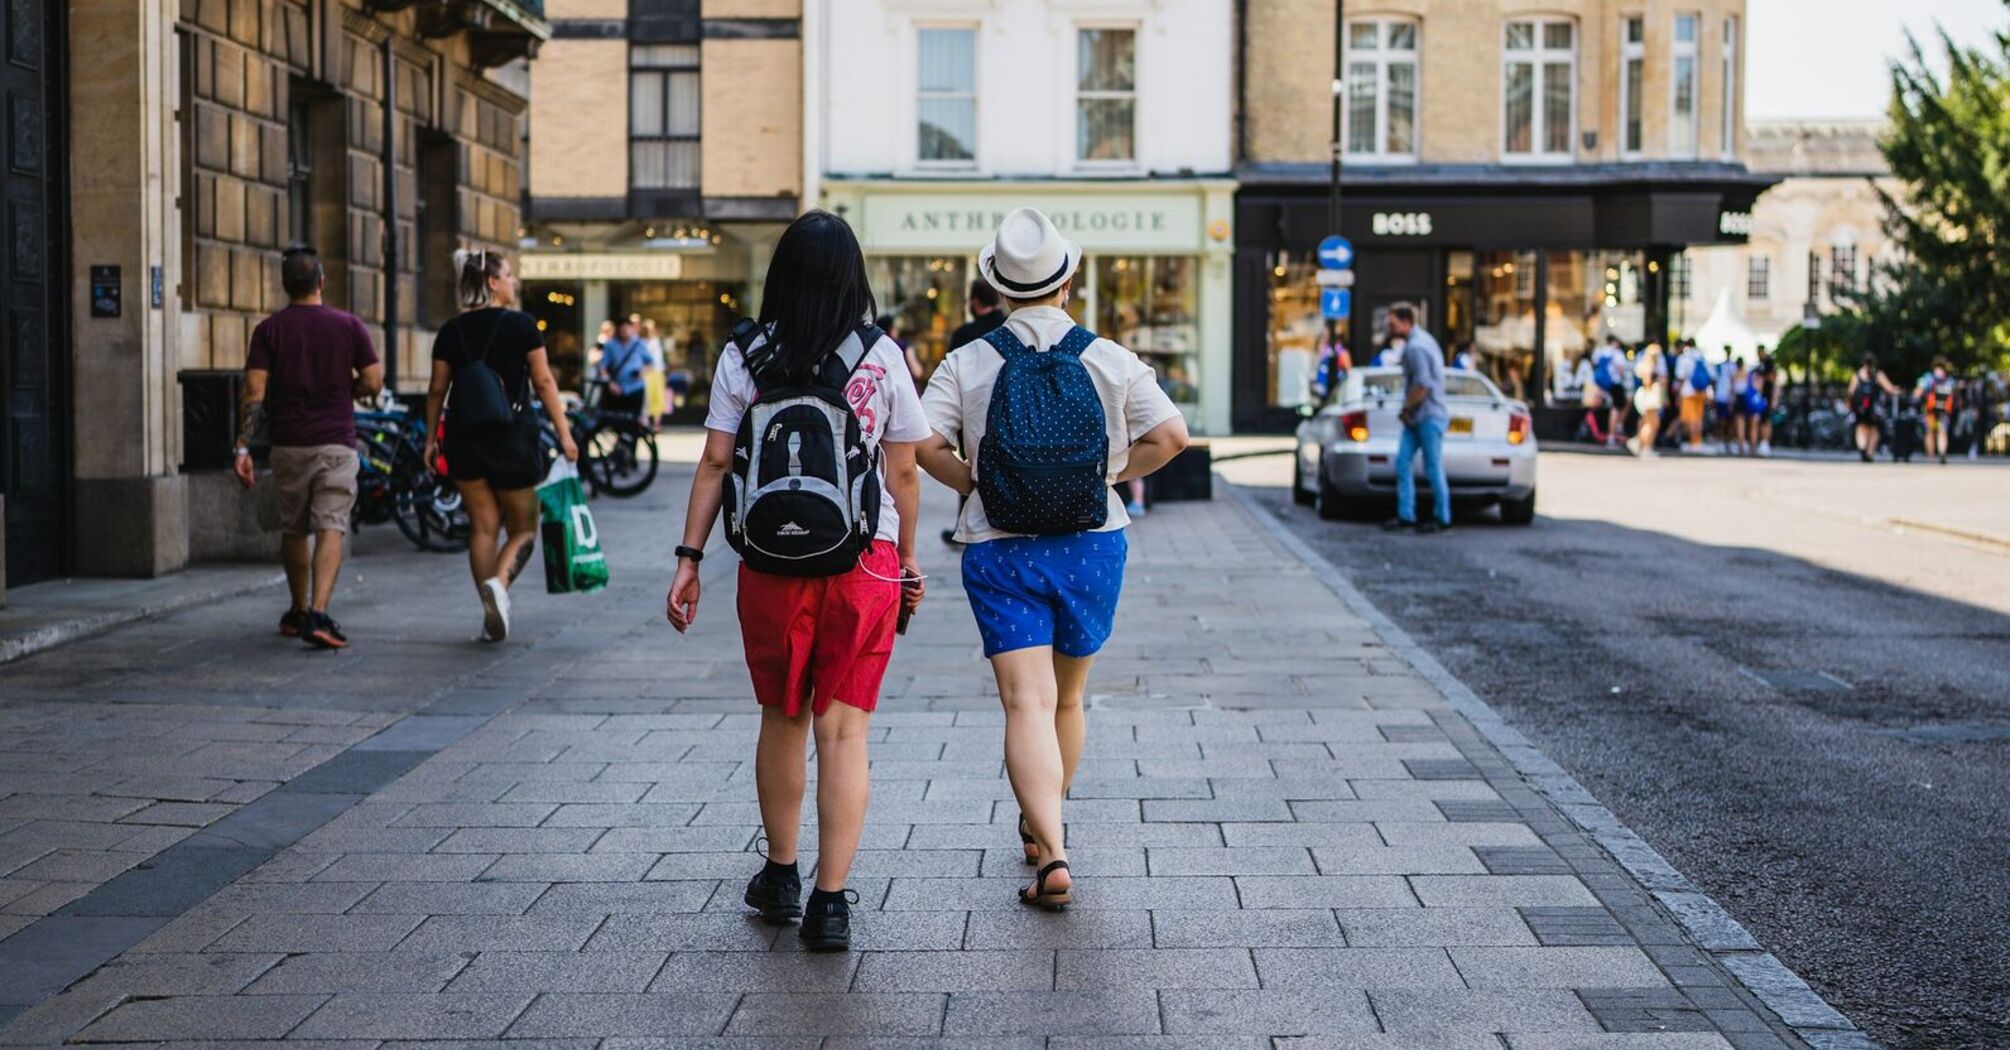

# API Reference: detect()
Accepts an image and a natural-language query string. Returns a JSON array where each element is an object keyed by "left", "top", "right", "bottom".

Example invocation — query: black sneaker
[
  {"left": 1416, "top": 520, "right": 1448, "bottom": 535},
  {"left": 798, "top": 887, "right": 859, "bottom": 952},
  {"left": 744, "top": 862, "right": 802, "bottom": 925},
  {"left": 278, "top": 608, "right": 309, "bottom": 637},
  {"left": 302, "top": 612, "right": 348, "bottom": 650},
  {"left": 1380, "top": 518, "right": 1416, "bottom": 532}
]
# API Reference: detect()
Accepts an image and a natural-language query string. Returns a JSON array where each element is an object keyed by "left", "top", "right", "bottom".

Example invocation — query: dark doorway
[{"left": 2, "top": 0, "right": 71, "bottom": 585}]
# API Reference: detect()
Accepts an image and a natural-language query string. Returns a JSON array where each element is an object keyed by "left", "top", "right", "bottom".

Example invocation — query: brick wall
[
  {"left": 700, "top": 36, "right": 800, "bottom": 199},
  {"left": 1241, "top": 0, "right": 1748, "bottom": 167},
  {"left": 526, "top": 38, "right": 629, "bottom": 199}
]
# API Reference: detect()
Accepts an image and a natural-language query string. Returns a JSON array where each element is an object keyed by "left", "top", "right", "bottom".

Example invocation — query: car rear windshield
[{"left": 1359, "top": 373, "right": 1495, "bottom": 398}]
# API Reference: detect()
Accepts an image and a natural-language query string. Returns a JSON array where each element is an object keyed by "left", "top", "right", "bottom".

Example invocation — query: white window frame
[
  {"left": 914, "top": 23, "right": 979, "bottom": 171},
  {"left": 1074, "top": 23, "right": 1140, "bottom": 170},
  {"left": 1720, "top": 16, "right": 1738, "bottom": 160},
  {"left": 1342, "top": 18, "right": 1420, "bottom": 164},
  {"left": 1501, "top": 17, "right": 1578, "bottom": 164},
  {"left": 1619, "top": 16, "right": 1645, "bottom": 158},
  {"left": 1670, "top": 13, "right": 1700, "bottom": 159}
]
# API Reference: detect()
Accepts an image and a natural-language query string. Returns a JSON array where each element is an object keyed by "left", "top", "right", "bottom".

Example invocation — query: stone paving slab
[{"left": 0, "top": 475, "right": 1839, "bottom": 1047}]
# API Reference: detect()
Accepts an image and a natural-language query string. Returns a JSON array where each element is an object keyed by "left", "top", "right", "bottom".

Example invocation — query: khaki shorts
[{"left": 271, "top": 444, "right": 359, "bottom": 536}]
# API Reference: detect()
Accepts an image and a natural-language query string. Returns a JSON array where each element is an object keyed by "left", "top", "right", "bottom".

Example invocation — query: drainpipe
[
  {"left": 381, "top": 35, "right": 400, "bottom": 394},
  {"left": 1234, "top": 0, "right": 1247, "bottom": 164}
]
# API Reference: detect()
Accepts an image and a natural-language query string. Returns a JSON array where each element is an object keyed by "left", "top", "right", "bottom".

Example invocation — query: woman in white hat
[{"left": 916, "top": 207, "right": 1190, "bottom": 909}]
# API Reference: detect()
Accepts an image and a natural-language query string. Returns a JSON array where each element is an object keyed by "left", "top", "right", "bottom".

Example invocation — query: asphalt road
[{"left": 1231, "top": 450, "right": 2010, "bottom": 1050}]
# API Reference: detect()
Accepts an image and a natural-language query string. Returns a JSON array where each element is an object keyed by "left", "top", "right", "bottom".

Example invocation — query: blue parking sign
[
  {"left": 1317, "top": 235, "right": 1354, "bottom": 270},
  {"left": 1321, "top": 288, "right": 1351, "bottom": 320}
]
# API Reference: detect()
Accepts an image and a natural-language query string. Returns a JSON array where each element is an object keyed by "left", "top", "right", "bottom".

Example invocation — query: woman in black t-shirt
[{"left": 423, "top": 249, "right": 578, "bottom": 643}]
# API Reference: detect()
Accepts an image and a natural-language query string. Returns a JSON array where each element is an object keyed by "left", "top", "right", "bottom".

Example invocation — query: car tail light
[
  {"left": 1342, "top": 410, "right": 1369, "bottom": 442},
  {"left": 1507, "top": 411, "right": 1531, "bottom": 445}
]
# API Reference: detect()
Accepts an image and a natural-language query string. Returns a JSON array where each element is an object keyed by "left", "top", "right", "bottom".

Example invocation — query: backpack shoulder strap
[
  {"left": 728, "top": 317, "right": 762, "bottom": 354},
  {"left": 982, "top": 323, "right": 1032, "bottom": 361},
  {"left": 1053, "top": 325, "right": 1098, "bottom": 357},
  {"left": 815, "top": 323, "right": 884, "bottom": 390}
]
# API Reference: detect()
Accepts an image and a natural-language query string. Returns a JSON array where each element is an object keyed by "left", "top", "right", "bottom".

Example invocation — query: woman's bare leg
[
  {"left": 495, "top": 486, "right": 540, "bottom": 588},
  {"left": 1053, "top": 653, "right": 1093, "bottom": 796},
  {"left": 455, "top": 479, "right": 502, "bottom": 583},
  {"left": 810, "top": 703, "right": 872, "bottom": 893},
  {"left": 754, "top": 705, "right": 812, "bottom": 865}
]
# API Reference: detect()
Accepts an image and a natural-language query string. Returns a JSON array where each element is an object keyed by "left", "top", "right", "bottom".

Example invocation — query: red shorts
[{"left": 735, "top": 540, "right": 900, "bottom": 717}]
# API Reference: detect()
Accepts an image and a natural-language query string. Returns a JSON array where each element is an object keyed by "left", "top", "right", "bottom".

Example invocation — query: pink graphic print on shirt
[{"left": 845, "top": 361, "right": 886, "bottom": 437}]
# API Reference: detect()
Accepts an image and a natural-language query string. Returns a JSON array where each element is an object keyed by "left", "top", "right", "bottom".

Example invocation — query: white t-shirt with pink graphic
[{"left": 704, "top": 328, "right": 931, "bottom": 545}]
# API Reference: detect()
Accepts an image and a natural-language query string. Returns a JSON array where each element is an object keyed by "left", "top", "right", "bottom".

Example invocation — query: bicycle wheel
[
  {"left": 584, "top": 418, "right": 658, "bottom": 497},
  {"left": 390, "top": 446, "right": 470, "bottom": 552}
]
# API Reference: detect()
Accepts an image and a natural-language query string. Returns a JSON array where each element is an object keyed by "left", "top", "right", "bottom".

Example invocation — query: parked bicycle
[
  {"left": 537, "top": 383, "right": 659, "bottom": 498},
  {"left": 354, "top": 405, "right": 470, "bottom": 551}
]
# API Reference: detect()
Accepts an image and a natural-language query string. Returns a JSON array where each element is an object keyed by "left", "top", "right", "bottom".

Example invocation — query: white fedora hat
[{"left": 978, "top": 207, "right": 1082, "bottom": 300}]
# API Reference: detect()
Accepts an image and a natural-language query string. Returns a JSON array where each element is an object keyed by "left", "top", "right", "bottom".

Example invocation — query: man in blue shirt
[
  {"left": 1382, "top": 302, "right": 1451, "bottom": 534},
  {"left": 597, "top": 318, "right": 650, "bottom": 416}
]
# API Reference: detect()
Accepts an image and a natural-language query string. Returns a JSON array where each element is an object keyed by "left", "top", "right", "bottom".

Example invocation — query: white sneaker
[
  {"left": 1757, "top": 440, "right": 1772, "bottom": 458},
  {"left": 479, "top": 578, "right": 511, "bottom": 642}
]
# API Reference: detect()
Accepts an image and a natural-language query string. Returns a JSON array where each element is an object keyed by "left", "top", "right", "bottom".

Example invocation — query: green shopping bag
[{"left": 538, "top": 460, "right": 609, "bottom": 594}]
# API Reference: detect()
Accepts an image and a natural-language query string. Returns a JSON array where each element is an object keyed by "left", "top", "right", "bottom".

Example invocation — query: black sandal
[{"left": 1018, "top": 859, "right": 1072, "bottom": 911}]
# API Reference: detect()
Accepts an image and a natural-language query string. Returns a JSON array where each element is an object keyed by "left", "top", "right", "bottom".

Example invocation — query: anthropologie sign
[
  {"left": 518, "top": 253, "right": 686, "bottom": 281},
  {"left": 860, "top": 194, "right": 1205, "bottom": 252}
]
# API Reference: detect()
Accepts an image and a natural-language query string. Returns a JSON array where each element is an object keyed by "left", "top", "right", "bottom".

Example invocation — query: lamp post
[{"left": 1798, "top": 250, "right": 1822, "bottom": 446}]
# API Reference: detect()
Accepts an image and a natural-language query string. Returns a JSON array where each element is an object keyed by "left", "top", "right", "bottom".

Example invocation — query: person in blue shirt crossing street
[{"left": 1382, "top": 302, "right": 1452, "bottom": 534}]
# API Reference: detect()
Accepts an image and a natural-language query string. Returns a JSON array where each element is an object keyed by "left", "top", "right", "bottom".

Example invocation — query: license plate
[{"left": 1448, "top": 417, "right": 1474, "bottom": 435}]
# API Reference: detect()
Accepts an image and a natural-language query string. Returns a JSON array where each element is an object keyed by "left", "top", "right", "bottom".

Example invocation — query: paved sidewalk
[{"left": 0, "top": 478, "right": 1841, "bottom": 1048}]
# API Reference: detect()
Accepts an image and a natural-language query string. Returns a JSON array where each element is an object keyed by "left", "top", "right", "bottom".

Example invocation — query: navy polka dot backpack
[{"left": 976, "top": 324, "right": 1109, "bottom": 535}]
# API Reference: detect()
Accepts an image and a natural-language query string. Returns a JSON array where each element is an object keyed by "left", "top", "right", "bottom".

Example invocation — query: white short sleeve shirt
[
  {"left": 705, "top": 328, "right": 932, "bottom": 546},
  {"left": 920, "top": 305, "right": 1183, "bottom": 544}
]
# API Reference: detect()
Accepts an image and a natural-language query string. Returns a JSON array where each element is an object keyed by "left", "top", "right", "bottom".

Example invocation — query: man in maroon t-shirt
[{"left": 235, "top": 244, "right": 383, "bottom": 649}]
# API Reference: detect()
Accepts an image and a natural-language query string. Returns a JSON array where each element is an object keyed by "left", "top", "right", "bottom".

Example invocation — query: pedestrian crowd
[{"left": 232, "top": 205, "right": 1190, "bottom": 951}]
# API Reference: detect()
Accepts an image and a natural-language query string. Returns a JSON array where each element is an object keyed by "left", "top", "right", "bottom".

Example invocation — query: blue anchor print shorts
[{"left": 961, "top": 530, "right": 1129, "bottom": 658}]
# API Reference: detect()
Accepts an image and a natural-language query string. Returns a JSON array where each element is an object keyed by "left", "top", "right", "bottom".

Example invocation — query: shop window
[
  {"left": 616, "top": 279, "right": 741, "bottom": 423},
  {"left": 1503, "top": 18, "right": 1575, "bottom": 161},
  {"left": 1721, "top": 17, "right": 1739, "bottom": 159},
  {"left": 868, "top": 256, "right": 968, "bottom": 378},
  {"left": 1620, "top": 16, "right": 1645, "bottom": 157},
  {"left": 1472, "top": 251, "right": 1537, "bottom": 402},
  {"left": 631, "top": 44, "right": 700, "bottom": 191},
  {"left": 1265, "top": 251, "right": 1329, "bottom": 410},
  {"left": 1747, "top": 255, "right": 1771, "bottom": 301},
  {"left": 1545, "top": 251, "right": 1645, "bottom": 405},
  {"left": 1670, "top": 251, "right": 1693, "bottom": 301},
  {"left": 1671, "top": 13, "right": 1699, "bottom": 158},
  {"left": 917, "top": 27, "right": 977, "bottom": 165},
  {"left": 1344, "top": 19, "right": 1418, "bottom": 162},
  {"left": 1095, "top": 256, "right": 1199, "bottom": 407},
  {"left": 1076, "top": 27, "right": 1136, "bottom": 163}
]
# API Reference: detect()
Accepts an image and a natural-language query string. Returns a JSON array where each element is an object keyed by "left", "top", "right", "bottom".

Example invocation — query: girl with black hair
[
  {"left": 665, "top": 211, "right": 929, "bottom": 951},
  {"left": 423, "top": 249, "right": 578, "bottom": 642}
]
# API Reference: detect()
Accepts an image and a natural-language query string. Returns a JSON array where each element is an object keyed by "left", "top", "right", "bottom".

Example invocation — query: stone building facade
[
  {"left": 520, "top": 0, "right": 803, "bottom": 424},
  {"left": 1236, "top": 0, "right": 1774, "bottom": 432},
  {"left": 1679, "top": 120, "right": 1897, "bottom": 351},
  {"left": 0, "top": 0, "right": 543, "bottom": 599}
]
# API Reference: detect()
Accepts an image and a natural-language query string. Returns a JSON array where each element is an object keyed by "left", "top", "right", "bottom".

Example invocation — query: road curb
[
  {"left": 1222, "top": 477, "right": 1878, "bottom": 1050},
  {"left": 0, "top": 571, "right": 286, "bottom": 666}
]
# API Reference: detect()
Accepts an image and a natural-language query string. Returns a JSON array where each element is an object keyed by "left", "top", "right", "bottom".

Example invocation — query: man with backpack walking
[
  {"left": 233, "top": 244, "right": 383, "bottom": 649},
  {"left": 916, "top": 207, "right": 1188, "bottom": 911},
  {"left": 596, "top": 317, "right": 651, "bottom": 417},
  {"left": 1591, "top": 336, "right": 1629, "bottom": 448},
  {"left": 1674, "top": 339, "right": 1714, "bottom": 454}
]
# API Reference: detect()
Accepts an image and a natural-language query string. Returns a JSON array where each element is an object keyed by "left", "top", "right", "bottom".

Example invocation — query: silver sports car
[{"left": 1293, "top": 367, "right": 1538, "bottom": 524}]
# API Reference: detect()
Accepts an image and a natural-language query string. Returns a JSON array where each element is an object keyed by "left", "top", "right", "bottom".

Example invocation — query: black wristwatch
[{"left": 674, "top": 545, "right": 705, "bottom": 563}]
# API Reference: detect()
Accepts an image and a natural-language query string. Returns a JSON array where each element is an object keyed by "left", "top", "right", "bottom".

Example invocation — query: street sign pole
[{"left": 1326, "top": 0, "right": 1346, "bottom": 354}]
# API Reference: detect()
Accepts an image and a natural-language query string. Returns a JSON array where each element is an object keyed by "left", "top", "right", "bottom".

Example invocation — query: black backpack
[
  {"left": 1850, "top": 376, "right": 1880, "bottom": 417},
  {"left": 724, "top": 321, "right": 883, "bottom": 577},
  {"left": 446, "top": 312, "right": 517, "bottom": 427},
  {"left": 976, "top": 324, "right": 1110, "bottom": 535}
]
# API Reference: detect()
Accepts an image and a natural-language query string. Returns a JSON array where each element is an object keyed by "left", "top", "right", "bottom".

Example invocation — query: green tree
[{"left": 1837, "top": 16, "right": 2010, "bottom": 379}]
